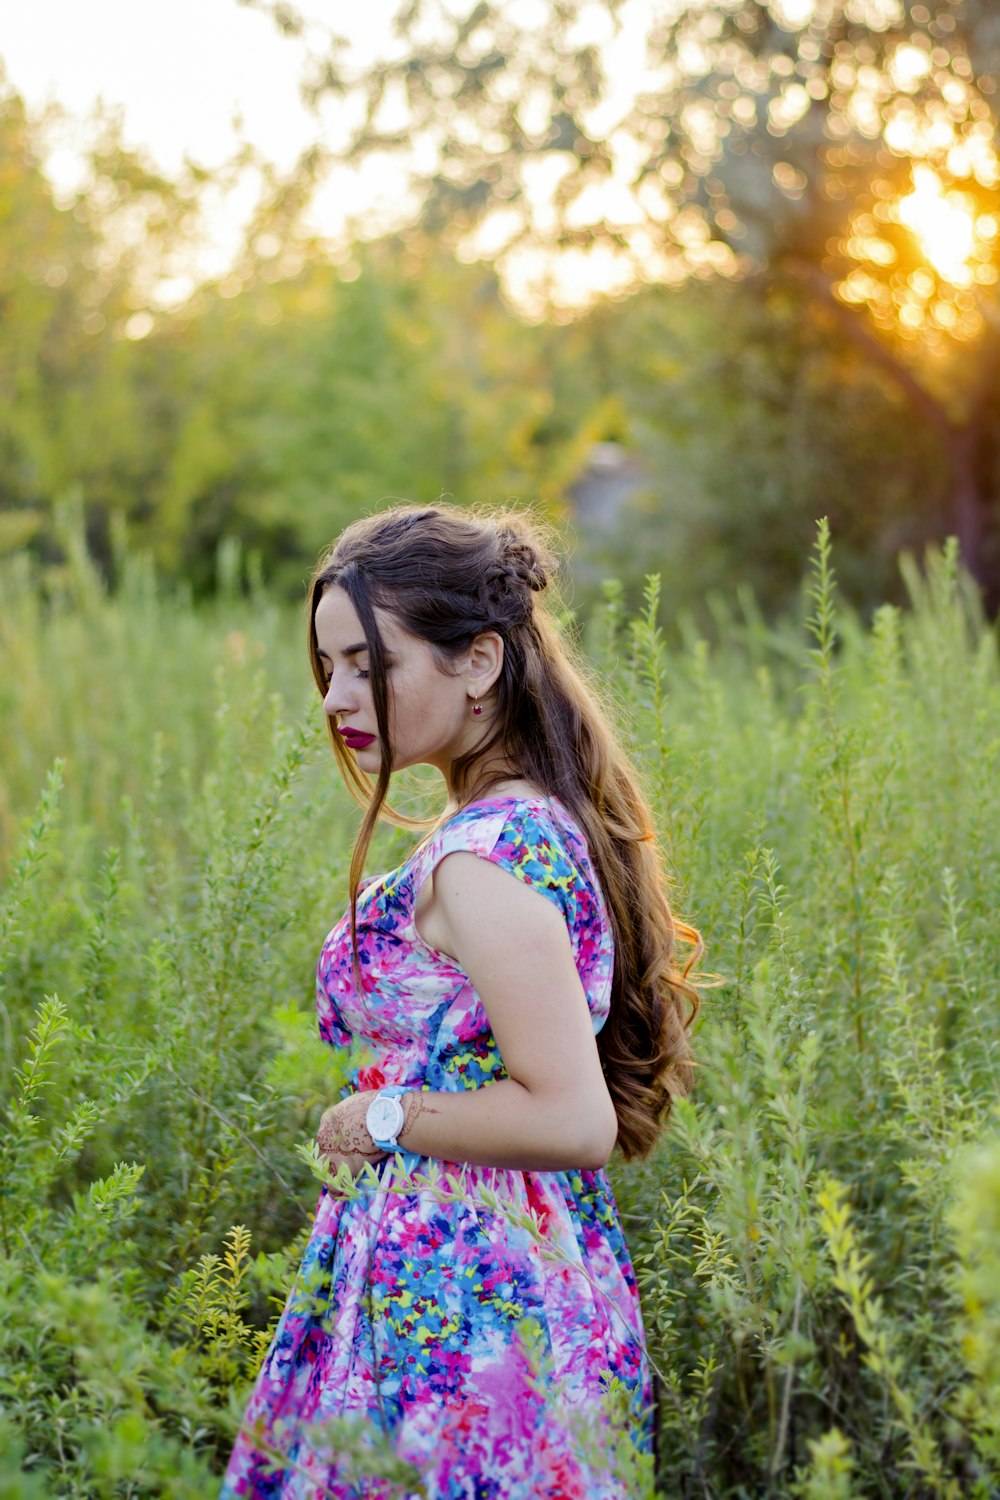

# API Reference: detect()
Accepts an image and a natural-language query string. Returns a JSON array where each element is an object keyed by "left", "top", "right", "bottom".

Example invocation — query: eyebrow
[{"left": 317, "top": 642, "right": 368, "bottom": 662}]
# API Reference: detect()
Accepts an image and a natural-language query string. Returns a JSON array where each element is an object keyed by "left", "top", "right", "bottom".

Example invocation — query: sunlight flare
[{"left": 898, "top": 166, "right": 976, "bottom": 284}]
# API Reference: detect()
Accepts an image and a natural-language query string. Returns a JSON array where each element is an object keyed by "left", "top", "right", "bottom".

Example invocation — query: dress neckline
[{"left": 435, "top": 790, "right": 562, "bottom": 825}]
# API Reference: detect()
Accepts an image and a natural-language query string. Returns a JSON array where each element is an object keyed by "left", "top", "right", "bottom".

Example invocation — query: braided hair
[{"left": 307, "top": 502, "right": 701, "bottom": 1161}]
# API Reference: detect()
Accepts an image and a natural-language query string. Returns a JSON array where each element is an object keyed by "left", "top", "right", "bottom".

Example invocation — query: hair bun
[{"left": 499, "top": 530, "right": 548, "bottom": 595}]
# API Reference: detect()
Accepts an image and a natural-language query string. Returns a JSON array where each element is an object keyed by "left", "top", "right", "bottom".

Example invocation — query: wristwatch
[{"left": 365, "top": 1085, "right": 411, "bottom": 1151}]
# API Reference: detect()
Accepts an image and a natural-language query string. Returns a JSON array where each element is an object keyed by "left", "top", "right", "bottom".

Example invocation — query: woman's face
[{"left": 314, "top": 584, "right": 489, "bottom": 781}]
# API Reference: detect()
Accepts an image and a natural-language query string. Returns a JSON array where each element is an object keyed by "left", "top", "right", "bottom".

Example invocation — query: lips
[{"left": 338, "top": 728, "right": 377, "bottom": 749}]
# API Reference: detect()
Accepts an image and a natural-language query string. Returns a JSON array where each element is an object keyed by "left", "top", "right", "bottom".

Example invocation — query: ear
[{"left": 466, "top": 631, "right": 504, "bottom": 698}]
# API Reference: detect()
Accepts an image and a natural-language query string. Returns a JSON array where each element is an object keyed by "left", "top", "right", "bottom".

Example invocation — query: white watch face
[{"left": 366, "top": 1094, "right": 405, "bottom": 1140}]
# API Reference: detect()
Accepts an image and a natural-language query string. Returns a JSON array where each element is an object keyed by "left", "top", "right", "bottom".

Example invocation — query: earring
[{"left": 472, "top": 695, "right": 482, "bottom": 716}]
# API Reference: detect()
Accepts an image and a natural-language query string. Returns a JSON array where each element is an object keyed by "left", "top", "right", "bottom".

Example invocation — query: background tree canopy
[
  {"left": 2, "top": 0, "right": 1000, "bottom": 617},
  {"left": 241, "top": 0, "right": 1000, "bottom": 602}
]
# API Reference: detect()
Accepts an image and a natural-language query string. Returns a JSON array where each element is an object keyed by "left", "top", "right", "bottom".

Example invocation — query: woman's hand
[{"left": 316, "top": 1092, "right": 387, "bottom": 1187}]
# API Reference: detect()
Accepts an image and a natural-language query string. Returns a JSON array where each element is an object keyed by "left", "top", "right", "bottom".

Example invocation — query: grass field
[{"left": 1, "top": 520, "right": 998, "bottom": 1497}]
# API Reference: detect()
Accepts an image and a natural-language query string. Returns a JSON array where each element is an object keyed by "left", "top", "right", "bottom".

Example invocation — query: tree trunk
[
  {"left": 794, "top": 263, "right": 999, "bottom": 612},
  {"left": 953, "top": 426, "right": 989, "bottom": 582},
  {"left": 947, "top": 424, "right": 991, "bottom": 603}
]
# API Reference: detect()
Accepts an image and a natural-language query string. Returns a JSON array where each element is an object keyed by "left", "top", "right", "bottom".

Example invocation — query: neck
[{"left": 446, "top": 775, "right": 547, "bottom": 815}]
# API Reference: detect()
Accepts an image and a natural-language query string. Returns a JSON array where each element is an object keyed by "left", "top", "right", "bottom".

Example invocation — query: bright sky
[
  {"left": 0, "top": 0, "right": 410, "bottom": 280},
  {"left": 3, "top": 0, "right": 312, "bottom": 173},
  {"left": 0, "top": 0, "right": 661, "bottom": 312}
]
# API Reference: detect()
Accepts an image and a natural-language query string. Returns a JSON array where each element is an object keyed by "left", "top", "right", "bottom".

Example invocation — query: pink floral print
[{"left": 220, "top": 796, "right": 653, "bottom": 1498}]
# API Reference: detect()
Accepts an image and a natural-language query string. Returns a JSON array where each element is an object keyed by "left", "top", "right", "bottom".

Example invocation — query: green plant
[{"left": 2, "top": 524, "right": 999, "bottom": 1494}]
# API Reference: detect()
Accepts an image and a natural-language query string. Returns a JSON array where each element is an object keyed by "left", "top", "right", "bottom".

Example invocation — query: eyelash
[{"left": 321, "top": 667, "right": 369, "bottom": 684}]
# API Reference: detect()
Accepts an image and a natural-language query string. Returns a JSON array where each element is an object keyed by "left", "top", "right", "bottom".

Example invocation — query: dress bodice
[{"left": 315, "top": 795, "right": 616, "bottom": 1095}]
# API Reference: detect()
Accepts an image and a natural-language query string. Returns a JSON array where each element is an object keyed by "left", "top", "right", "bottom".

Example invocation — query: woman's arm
[{"left": 317, "top": 850, "right": 619, "bottom": 1176}]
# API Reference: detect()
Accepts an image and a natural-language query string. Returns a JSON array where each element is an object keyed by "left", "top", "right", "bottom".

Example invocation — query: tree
[
  {"left": 569, "top": 275, "right": 949, "bottom": 622},
  {"left": 139, "top": 236, "right": 602, "bottom": 592},
  {"left": 0, "top": 81, "right": 208, "bottom": 560},
  {"left": 0, "top": 85, "right": 597, "bottom": 588},
  {"left": 247, "top": 0, "right": 1000, "bottom": 602}
]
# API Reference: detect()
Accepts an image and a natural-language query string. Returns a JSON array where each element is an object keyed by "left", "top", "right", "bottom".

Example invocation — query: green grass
[{"left": 1, "top": 518, "right": 998, "bottom": 1496}]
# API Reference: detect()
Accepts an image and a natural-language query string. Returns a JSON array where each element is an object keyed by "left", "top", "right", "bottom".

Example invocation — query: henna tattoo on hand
[
  {"left": 349, "top": 1124, "right": 385, "bottom": 1158},
  {"left": 316, "top": 1088, "right": 442, "bottom": 1179},
  {"left": 317, "top": 1095, "right": 377, "bottom": 1163},
  {"left": 317, "top": 1112, "right": 382, "bottom": 1161}
]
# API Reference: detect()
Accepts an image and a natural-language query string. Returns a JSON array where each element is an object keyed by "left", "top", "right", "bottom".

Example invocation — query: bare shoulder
[
  {"left": 435, "top": 847, "right": 566, "bottom": 928},
  {"left": 419, "top": 845, "right": 568, "bottom": 962},
  {"left": 413, "top": 786, "right": 569, "bottom": 958}
]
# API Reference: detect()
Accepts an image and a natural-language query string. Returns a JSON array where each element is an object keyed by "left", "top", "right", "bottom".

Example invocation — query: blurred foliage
[
  {"left": 0, "top": 82, "right": 596, "bottom": 592},
  {"left": 258, "top": 0, "right": 1000, "bottom": 600},
  {"left": 2, "top": 26, "right": 1000, "bottom": 616},
  {"left": 561, "top": 276, "right": 950, "bottom": 621},
  {"left": 0, "top": 87, "right": 206, "bottom": 556}
]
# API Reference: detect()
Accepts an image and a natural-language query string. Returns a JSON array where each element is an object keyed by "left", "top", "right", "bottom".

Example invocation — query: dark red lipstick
[{"left": 338, "top": 728, "right": 377, "bottom": 749}]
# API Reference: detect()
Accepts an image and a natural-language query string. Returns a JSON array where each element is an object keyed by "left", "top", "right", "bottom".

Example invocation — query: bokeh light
[{"left": 898, "top": 166, "right": 976, "bottom": 284}]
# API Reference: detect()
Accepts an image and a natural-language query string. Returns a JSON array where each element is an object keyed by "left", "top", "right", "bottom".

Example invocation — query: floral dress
[{"left": 219, "top": 795, "right": 653, "bottom": 1499}]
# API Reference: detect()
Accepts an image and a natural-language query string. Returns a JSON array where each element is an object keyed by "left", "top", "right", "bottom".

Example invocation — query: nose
[{"left": 322, "top": 669, "right": 359, "bottom": 721}]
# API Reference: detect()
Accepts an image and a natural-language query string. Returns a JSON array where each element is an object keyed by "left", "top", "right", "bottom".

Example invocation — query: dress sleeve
[
  {"left": 412, "top": 803, "right": 615, "bottom": 1028},
  {"left": 478, "top": 805, "right": 587, "bottom": 928},
  {"left": 417, "top": 804, "right": 580, "bottom": 922}
]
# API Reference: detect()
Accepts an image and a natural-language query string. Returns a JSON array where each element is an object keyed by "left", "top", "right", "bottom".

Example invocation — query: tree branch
[{"left": 785, "top": 258, "right": 954, "bottom": 438}]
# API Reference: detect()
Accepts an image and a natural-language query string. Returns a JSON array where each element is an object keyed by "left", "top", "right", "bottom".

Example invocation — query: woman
[{"left": 220, "top": 503, "right": 701, "bottom": 1498}]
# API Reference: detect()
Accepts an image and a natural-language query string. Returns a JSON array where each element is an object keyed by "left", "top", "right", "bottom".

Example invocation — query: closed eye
[{"left": 318, "top": 665, "right": 369, "bottom": 684}]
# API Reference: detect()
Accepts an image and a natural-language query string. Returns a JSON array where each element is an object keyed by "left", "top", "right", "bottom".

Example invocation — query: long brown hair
[{"left": 307, "top": 502, "right": 702, "bottom": 1160}]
